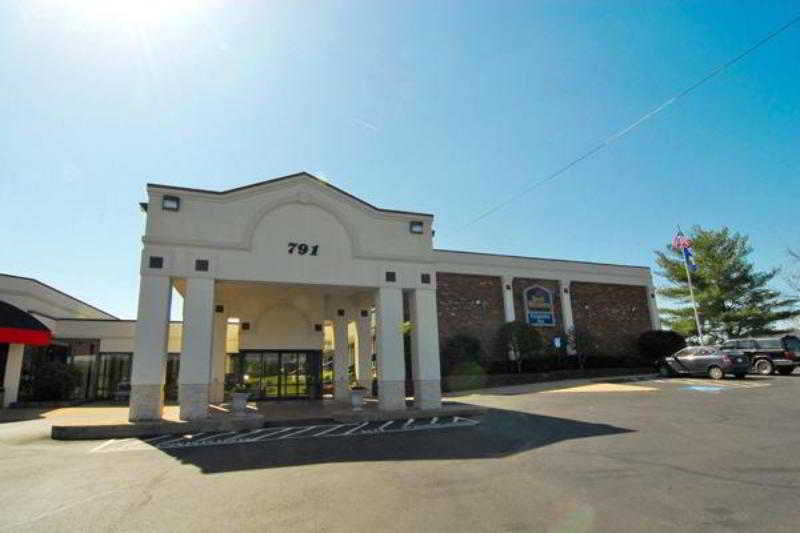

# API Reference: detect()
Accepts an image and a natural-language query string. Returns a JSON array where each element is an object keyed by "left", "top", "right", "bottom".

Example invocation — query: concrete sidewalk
[{"left": 20, "top": 399, "right": 487, "bottom": 440}]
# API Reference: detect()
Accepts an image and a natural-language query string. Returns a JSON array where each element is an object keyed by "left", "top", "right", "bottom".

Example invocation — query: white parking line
[
  {"left": 90, "top": 439, "right": 116, "bottom": 453},
  {"left": 314, "top": 424, "right": 344, "bottom": 436},
  {"left": 142, "top": 434, "right": 179, "bottom": 444},
  {"left": 89, "top": 416, "right": 481, "bottom": 452},
  {"left": 343, "top": 422, "right": 370, "bottom": 435},
  {"left": 277, "top": 426, "right": 317, "bottom": 439},
  {"left": 191, "top": 432, "right": 238, "bottom": 444},
  {"left": 250, "top": 427, "right": 295, "bottom": 441}
]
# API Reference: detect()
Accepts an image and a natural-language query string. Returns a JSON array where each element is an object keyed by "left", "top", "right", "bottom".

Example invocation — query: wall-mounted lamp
[{"left": 409, "top": 221, "right": 424, "bottom": 234}]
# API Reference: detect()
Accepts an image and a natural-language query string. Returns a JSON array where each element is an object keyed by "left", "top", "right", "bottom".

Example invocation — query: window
[
  {"left": 162, "top": 195, "right": 180, "bottom": 211},
  {"left": 721, "top": 341, "right": 736, "bottom": 350},
  {"left": 785, "top": 337, "right": 800, "bottom": 352},
  {"left": 409, "top": 221, "right": 424, "bottom": 234},
  {"left": 523, "top": 286, "right": 555, "bottom": 326},
  {"left": 756, "top": 339, "right": 782, "bottom": 350},
  {"left": 737, "top": 340, "right": 757, "bottom": 349}
]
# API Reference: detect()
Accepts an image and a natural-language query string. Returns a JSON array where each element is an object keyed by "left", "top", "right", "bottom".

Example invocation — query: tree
[
  {"left": 495, "top": 321, "right": 544, "bottom": 373},
  {"left": 655, "top": 226, "right": 799, "bottom": 339},
  {"left": 789, "top": 249, "right": 800, "bottom": 297},
  {"left": 637, "top": 330, "right": 686, "bottom": 361},
  {"left": 32, "top": 361, "right": 82, "bottom": 401}
]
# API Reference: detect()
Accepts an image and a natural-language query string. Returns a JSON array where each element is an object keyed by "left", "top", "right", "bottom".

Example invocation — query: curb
[{"left": 51, "top": 405, "right": 488, "bottom": 441}]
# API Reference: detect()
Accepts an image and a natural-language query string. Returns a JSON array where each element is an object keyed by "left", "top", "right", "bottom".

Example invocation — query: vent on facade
[
  {"left": 162, "top": 195, "right": 180, "bottom": 211},
  {"left": 337, "top": 309, "right": 345, "bottom": 317},
  {"left": 385, "top": 271, "right": 396, "bottom": 282},
  {"left": 195, "top": 259, "right": 209, "bottom": 272},
  {"left": 314, "top": 324, "right": 322, "bottom": 332},
  {"left": 360, "top": 309, "right": 369, "bottom": 318},
  {"left": 215, "top": 305, "right": 224, "bottom": 313},
  {"left": 421, "top": 273, "right": 431, "bottom": 284},
  {"left": 505, "top": 284, "right": 511, "bottom": 291},
  {"left": 409, "top": 221, "right": 424, "bottom": 234},
  {"left": 241, "top": 322, "right": 250, "bottom": 331},
  {"left": 149, "top": 256, "right": 164, "bottom": 269}
]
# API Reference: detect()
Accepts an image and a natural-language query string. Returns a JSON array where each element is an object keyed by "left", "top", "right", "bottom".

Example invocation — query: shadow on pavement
[{"left": 159, "top": 407, "right": 634, "bottom": 474}]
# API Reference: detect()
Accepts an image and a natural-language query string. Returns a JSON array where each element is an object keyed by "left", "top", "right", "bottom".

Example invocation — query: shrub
[
  {"left": 440, "top": 334, "right": 483, "bottom": 375},
  {"left": 31, "top": 361, "right": 83, "bottom": 401},
  {"left": 637, "top": 330, "right": 686, "bottom": 362},
  {"left": 495, "top": 321, "right": 544, "bottom": 373},
  {"left": 444, "top": 361, "right": 488, "bottom": 391}
]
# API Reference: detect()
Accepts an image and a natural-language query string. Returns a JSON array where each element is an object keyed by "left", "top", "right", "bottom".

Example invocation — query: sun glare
[{"left": 70, "top": 0, "right": 200, "bottom": 26}]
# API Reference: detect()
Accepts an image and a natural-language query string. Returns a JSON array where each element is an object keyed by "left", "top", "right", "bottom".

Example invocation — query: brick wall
[
  {"left": 570, "top": 282, "right": 652, "bottom": 356},
  {"left": 512, "top": 278, "right": 564, "bottom": 346},
  {"left": 435, "top": 273, "right": 653, "bottom": 361},
  {"left": 436, "top": 273, "right": 505, "bottom": 360}
]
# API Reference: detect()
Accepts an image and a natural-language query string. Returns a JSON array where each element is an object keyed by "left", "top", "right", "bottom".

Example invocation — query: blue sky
[{"left": 1, "top": 0, "right": 799, "bottom": 319}]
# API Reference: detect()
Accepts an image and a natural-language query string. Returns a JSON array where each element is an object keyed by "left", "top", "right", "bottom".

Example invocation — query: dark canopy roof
[{"left": 0, "top": 300, "right": 52, "bottom": 346}]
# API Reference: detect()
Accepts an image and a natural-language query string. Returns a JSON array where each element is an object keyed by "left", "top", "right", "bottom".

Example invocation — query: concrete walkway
[{"left": 0, "top": 398, "right": 486, "bottom": 440}]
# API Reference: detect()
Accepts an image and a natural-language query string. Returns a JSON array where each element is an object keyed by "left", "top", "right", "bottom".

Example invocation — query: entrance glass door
[
  {"left": 236, "top": 350, "right": 322, "bottom": 400},
  {"left": 263, "top": 352, "right": 280, "bottom": 398}
]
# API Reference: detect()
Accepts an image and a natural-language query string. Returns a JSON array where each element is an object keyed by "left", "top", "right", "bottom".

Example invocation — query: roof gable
[{"left": 147, "top": 172, "right": 433, "bottom": 218}]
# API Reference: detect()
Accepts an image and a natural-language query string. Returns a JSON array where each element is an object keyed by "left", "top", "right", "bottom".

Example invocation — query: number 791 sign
[{"left": 288, "top": 242, "right": 319, "bottom": 256}]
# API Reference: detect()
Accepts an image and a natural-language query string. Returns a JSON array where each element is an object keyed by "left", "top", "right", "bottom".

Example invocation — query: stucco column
[
  {"left": 3, "top": 344, "right": 25, "bottom": 407},
  {"left": 209, "top": 311, "right": 227, "bottom": 404},
  {"left": 559, "top": 280, "right": 576, "bottom": 355},
  {"left": 333, "top": 313, "right": 350, "bottom": 402},
  {"left": 501, "top": 275, "right": 515, "bottom": 322},
  {"left": 129, "top": 275, "right": 172, "bottom": 422},
  {"left": 375, "top": 287, "right": 405, "bottom": 411},
  {"left": 647, "top": 284, "right": 661, "bottom": 330},
  {"left": 356, "top": 309, "right": 372, "bottom": 390},
  {"left": 178, "top": 277, "right": 215, "bottom": 420},
  {"left": 409, "top": 289, "right": 442, "bottom": 410}
]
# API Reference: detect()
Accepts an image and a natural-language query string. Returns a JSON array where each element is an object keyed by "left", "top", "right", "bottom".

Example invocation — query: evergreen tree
[{"left": 655, "top": 226, "right": 798, "bottom": 339}]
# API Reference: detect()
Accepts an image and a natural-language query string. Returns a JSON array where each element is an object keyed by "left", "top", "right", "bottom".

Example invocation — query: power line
[{"left": 461, "top": 11, "right": 800, "bottom": 229}]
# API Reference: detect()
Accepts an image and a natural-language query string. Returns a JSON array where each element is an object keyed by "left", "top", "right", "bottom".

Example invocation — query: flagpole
[{"left": 681, "top": 240, "right": 704, "bottom": 345}]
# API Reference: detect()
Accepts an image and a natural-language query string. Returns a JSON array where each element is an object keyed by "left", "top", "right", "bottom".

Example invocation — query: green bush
[
  {"left": 637, "top": 330, "right": 686, "bottom": 361},
  {"left": 445, "top": 361, "right": 488, "bottom": 391},
  {"left": 31, "top": 361, "right": 83, "bottom": 401},
  {"left": 440, "top": 334, "right": 483, "bottom": 375},
  {"left": 495, "top": 321, "right": 544, "bottom": 373}
]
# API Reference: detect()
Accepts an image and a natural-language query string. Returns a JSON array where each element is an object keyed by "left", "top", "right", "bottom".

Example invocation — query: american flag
[
  {"left": 673, "top": 230, "right": 698, "bottom": 272},
  {"left": 672, "top": 231, "right": 692, "bottom": 250}
]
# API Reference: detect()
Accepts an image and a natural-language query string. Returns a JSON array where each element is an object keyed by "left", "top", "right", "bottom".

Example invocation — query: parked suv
[{"left": 718, "top": 335, "right": 800, "bottom": 376}]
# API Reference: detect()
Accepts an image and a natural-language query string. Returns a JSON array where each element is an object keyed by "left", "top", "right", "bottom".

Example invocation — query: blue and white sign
[{"left": 524, "top": 286, "right": 555, "bottom": 327}]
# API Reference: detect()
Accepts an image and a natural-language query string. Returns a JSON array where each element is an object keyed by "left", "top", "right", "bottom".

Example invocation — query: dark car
[
  {"left": 718, "top": 335, "right": 800, "bottom": 375},
  {"left": 657, "top": 346, "right": 750, "bottom": 380}
]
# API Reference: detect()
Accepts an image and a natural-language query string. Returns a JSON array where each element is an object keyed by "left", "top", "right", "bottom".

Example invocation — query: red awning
[{"left": 0, "top": 300, "right": 52, "bottom": 346}]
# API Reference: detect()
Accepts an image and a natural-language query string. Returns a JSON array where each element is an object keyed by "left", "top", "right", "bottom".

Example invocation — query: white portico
[{"left": 129, "top": 173, "right": 442, "bottom": 422}]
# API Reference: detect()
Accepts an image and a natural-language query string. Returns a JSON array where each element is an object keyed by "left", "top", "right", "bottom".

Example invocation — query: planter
[
  {"left": 350, "top": 388, "right": 367, "bottom": 411},
  {"left": 231, "top": 392, "right": 250, "bottom": 414}
]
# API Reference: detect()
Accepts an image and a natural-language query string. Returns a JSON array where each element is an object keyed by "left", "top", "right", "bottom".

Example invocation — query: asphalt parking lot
[{"left": 1, "top": 372, "right": 799, "bottom": 533}]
